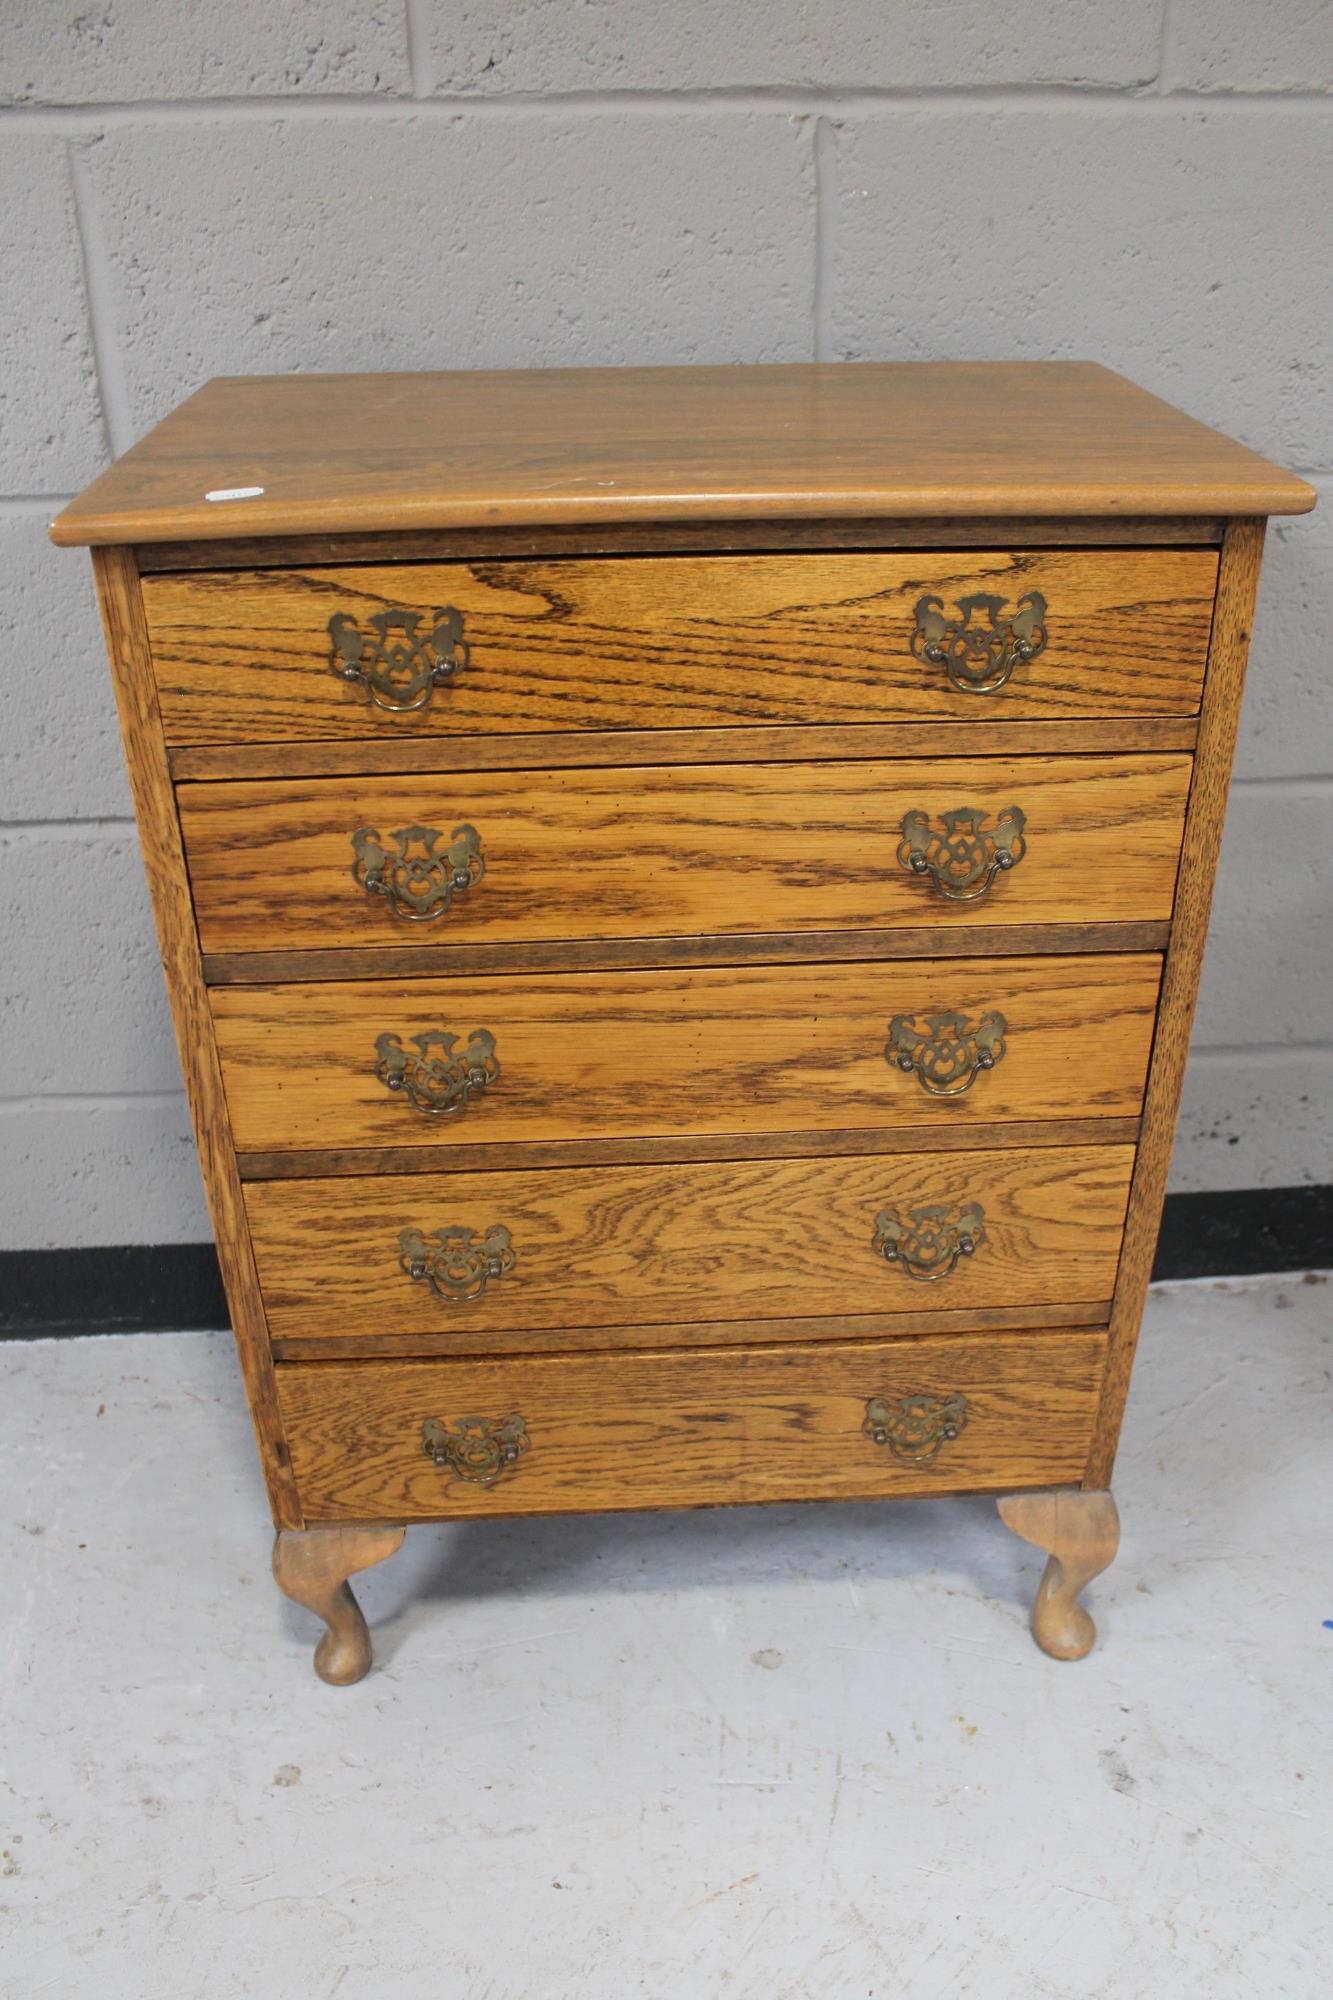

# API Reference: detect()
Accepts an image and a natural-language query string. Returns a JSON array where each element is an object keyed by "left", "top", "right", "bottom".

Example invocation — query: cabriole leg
[
  {"left": 997, "top": 1489, "right": 1119, "bottom": 1660},
  {"left": 273, "top": 1522, "right": 407, "bottom": 1684}
]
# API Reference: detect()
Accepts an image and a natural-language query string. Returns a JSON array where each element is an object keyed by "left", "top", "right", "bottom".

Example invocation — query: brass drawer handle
[
  {"left": 375, "top": 1027, "right": 499, "bottom": 1117},
  {"left": 886, "top": 1010, "right": 1007, "bottom": 1096},
  {"left": 351, "top": 822, "right": 484, "bottom": 922},
  {"left": 863, "top": 1393, "right": 969, "bottom": 1463},
  {"left": 872, "top": 1201, "right": 986, "bottom": 1282},
  {"left": 897, "top": 805, "right": 1026, "bottom": 902},
  {"left": 328, "top": 606, "right": 469, "bottom": 713},
  {"left": 911, "top": 591, "right": 1047, "bottom": 695},
  {"left": 421, "top": 1413, "right": 529, "bottom": 1486},
  {"left": 399, "top": 1223, "right": 515, "bottom": 1303}
]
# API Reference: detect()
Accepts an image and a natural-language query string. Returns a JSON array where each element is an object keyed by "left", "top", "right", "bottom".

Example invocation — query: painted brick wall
[{"left": 2, "top": 2, "right": 1330, "bottom": 1246}]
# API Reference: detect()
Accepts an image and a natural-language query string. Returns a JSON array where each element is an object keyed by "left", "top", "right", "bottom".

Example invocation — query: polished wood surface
[
  {"left": 213, "top": 954, "right": 1162, "bottom": 1156},
  {"left": 240, "top": 1119, "right": 1142, "bottom": 1183},
  {"left": 201, "top": 921, "right": 1172, "bottom": 988},
  {"left": 91, "top": 547, "right": 300, "bottom": 1530},
  {"left": 245, "top": 1144, "right": 1135, "bottom": 1345},
  {"left": 1089, "top": 520, "right": 1268, "bottom": 1484},
  {"left": 997, "top": 1489, "right": 1120, "bottom": 1659},
  {"left": 144, "top": 549, "right": 1217, "bottom": 744},
  {"left": 135, "top": 515, "right": 1227, "bottom": 574},
  {"left": 59, "top": 361, "right": 1309, "bottom": 1672},
  {"left": 270, "top": 1300, "right": 1109, "bottom": 1362},
  {"left": 272, "top": 1522, "right": 405, "bottom": 1684},
  {"left": 49, "top": 362, "right": 1314, "bottom": 547},
  {"left": 170, "top": 715, "right": 1200, "bottom": 784},
  {"left": 179, "top": 753, "right": 1192, "bottom": 956},
  {"left": 277, "top": 1329, "right": 1107, "bottom": 1520}
]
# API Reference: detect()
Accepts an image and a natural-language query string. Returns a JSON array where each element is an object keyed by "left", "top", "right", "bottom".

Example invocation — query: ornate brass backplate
[
  {"left": 399, "top": 1223, "right": 515, "bottom": 1303},
  {"left": 351, "top": 823, "right": 485, "bottom": 922},
  {"left": 375, "top": 1027, "right": 499, "bottom": 1117},
  {"left": 327, "top": 606, "right": 469, "bottom": 712},
  {"left": 863, "top": 1393, "right": 969, "bottom": 1463},
  {"left": 897, "top": 804, "right": 1027, "bottom": 902},
  {"left": 910, "top": 590, "right": 1048, "bottom": 695},
  {"left": 872, "top": 1201, "right": 986, "bottom": 1281},
  {"left": 421, "top": 1413, "right": 530, "bottom": 1486},
  {"left": 886, "top": 1009, "right": 1008, "bottom": 1096}
]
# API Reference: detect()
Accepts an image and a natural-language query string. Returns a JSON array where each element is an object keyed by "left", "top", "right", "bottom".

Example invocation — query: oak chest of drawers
[{"left": 54, "top": 362, "right": 1314, "bottom": 1681}]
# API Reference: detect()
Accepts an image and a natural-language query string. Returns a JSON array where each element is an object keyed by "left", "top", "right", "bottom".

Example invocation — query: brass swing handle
[
  {"left": 911, "top": 591, "right": 1047, "bottom": 695},
  {"left": 863, "top": 1393, "right": 969, "bottom": 1463},
  {"left": 399, "top": 1223, "right": 515, "bottom": 1304},
  {"left": 421, "top": 1413, "right": 530, "bottom": 1486},
  {"left": 351, "top": 822, "right": 485, "bottom": 923},
  {"left": 897, "top": 805, "right": 1026, "bottom": 903},
  {"left": 328, "top": 606, "right": 469, "bottom": 713},
  {"left": 375, "top": 1027, "right": 499, "bottom": 1117},
  {"left": 886, "top": 1010, "right": 1007, "bottom": 1097},
  {"left": 872, "top": 1200, "right": 986, "bottom": 1282}
]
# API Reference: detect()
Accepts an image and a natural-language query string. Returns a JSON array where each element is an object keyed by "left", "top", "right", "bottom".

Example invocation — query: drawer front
[
  {"left": 276, "top": 1329, "right": 1107, "bottom": 1519},
  {"left": 246, "top": 1144, "right": 1134, "bottom": 1347},
  {"left": 180, "top": 754, "right": 1191, "bottom": 956},
  {"left": 144, "top": 550, "right": 1217, "bottom": 745},
  {"left": 216, "top": 953, "right": 1161, "bottom": 1155}
]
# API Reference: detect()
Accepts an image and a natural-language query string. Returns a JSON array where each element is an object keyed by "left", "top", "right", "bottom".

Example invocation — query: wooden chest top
[{"left": 50, "top": 360, "right": 1314, "bottom": 549}]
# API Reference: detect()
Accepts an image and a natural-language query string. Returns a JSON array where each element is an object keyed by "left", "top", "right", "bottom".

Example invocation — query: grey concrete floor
[{"left": 4, "top": 1274, "right": 1331, "bottom": 1998}]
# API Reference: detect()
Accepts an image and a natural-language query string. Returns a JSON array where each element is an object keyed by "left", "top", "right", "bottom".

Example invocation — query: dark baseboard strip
[
  {"left": 2, "top": 1185, "right": 1330, "bottom": 1339},
  {"left": 1149, "top": 1184, "right": 1332, "bottom": 1285},
  {"left": 2, "top": 1242, "right": 229, "bottom": 1340}
]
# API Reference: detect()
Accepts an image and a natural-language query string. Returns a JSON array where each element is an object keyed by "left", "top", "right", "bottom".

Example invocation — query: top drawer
[{"left": 142, "top": 550, "right": 1218, "bottom": 745}]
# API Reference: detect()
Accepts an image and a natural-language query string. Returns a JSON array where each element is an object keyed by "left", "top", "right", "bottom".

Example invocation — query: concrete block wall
[{"left": 2, "top": 3, "right": 1330, "bottom": 1248}]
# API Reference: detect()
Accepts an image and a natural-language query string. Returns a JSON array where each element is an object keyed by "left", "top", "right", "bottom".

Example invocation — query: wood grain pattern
[
  {"left": 275, "top": 1329, "right": 1108, "bottom": 1520},
  {"left": 179, "top": 753, "right": 1193, "bottom": 956},
  {"left": 240, "top": 1118, "right": 1142, "bottom": 1183},
  {"left": 48, "top": 362, "right": 1314, "bottom": 547},
  {"left": 271, "top": 1521, "right": 405, "bottom": 1684},
  {"left": 201, "top": 922, "right": 1171, "bottom": 987},
  {"left": 144, "top": 549, "right": 1217, "bottom": 745},
  {"left": 997, "top": 1488, "right": 1120, "bottom": 1660},
  {"left": 89, "top": 547, "right": 300, "bottom": 1529},
  {"left": 169, "top": 716, "right": 1201, "bottom": 784},
  {"left": 244, "top": 1144, "right": 1136, "bottom": 1346},
  {"left": 212, "top": 954, "right": 1163, "bottom": 1156},
  {"left": 135, "top": 516, "right": 1227, "bottom": 574},
  {"left": 1090, "top": 520, "right": 1268, "bottom": 1483},
  {"left": 270, "top": 1300, "right": 1109, "bottom": 1362},
  {"left": 53, "top": 360, "right": 1311, "bottom": 1657}
]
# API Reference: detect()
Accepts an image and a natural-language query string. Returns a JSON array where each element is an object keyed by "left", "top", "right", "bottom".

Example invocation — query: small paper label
[{"left": 204, "top": 485, "right": 265, "bottom": 502}]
